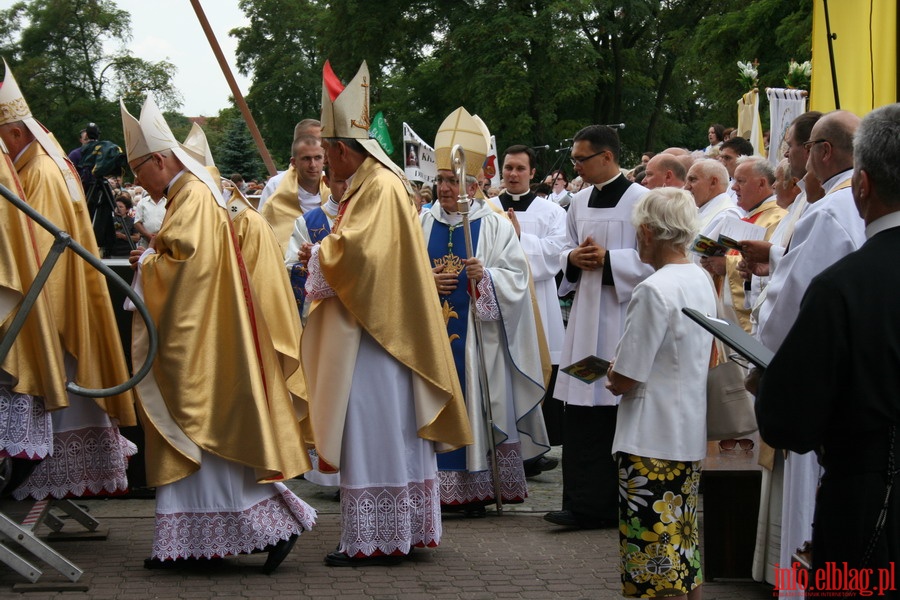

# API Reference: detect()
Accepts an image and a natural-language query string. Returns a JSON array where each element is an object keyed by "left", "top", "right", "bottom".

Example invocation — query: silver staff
[{"left": 450, "top": 144, "right": 503, "bottom": 515}]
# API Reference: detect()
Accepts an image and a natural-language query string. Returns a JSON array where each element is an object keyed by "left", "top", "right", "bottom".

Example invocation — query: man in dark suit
[{"left": 756, "top": 103, "right": 900, "bottom": 589}]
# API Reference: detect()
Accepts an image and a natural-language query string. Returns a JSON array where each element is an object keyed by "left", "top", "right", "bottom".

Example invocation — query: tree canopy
[
  {"left": 233, "top": 0, "right": 812, "bottom": 172},
  {"left": 0, "top": 0, "right": 179, "bottom": 155}
]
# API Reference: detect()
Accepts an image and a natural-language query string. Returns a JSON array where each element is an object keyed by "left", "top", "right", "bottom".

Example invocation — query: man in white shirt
[
  {"left": 684, "top": 159, "right": 742, "bottom": 247},
  {"left": 545, "top": 125, "right": 652, "bottom": 530},
  {"left": 260, "top": 135, "right": 326, "bottom": 253},
  {"left": 257, "top": 118, "right": 322, "bottom": 207},
  {"left": 133, "top": 193, "right": 167, "bottom": 249}
]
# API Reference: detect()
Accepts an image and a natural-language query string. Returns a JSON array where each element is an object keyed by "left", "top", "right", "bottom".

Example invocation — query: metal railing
[{"left": 0, "top": 182, "right": 157, "bottom": 397}]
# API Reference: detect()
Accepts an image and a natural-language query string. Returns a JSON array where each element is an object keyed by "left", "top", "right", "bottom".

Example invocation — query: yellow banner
[{"left": 810, "top": 0, "right": 897, "bottom": 116}]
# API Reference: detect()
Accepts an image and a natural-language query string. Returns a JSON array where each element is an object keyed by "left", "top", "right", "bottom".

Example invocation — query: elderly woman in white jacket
[{"left": 606, "top": 188, "right": 716, "bottom": 600}]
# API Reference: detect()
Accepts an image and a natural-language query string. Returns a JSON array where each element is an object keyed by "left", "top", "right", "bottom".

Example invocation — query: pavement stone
[{"left": 1, "top": 447, "right": 775, "bottom": 598}]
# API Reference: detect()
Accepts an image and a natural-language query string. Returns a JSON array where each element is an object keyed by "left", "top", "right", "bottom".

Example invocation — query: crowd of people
[{"left": 1, "top": 52, "right": 898, "bottom": 600}]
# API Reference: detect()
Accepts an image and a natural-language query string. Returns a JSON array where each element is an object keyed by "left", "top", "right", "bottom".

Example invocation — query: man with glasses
[
  {"left": 757, "top": 102, "right": 900, "bottom": 583},
  {"left": 423, "top": 109, "right": 549, "bottom": 516},
  {"left": 544, "top": 125, "right": 652, "bottom": 530},
  {"left": 749, "top": 110, "right": 866, "bottom": 587},
  {"left": 122, "top": 95, "right": 315, "bottom": 572}
]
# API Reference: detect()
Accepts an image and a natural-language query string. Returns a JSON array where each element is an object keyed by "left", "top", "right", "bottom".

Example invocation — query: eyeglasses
[
  {"left": 803, "top": 139, "right": 829, "bottom": 150},
  {"left": 718, "top": 438, "right": 755, "bottom": 451},
  {"left": 570, "top": 150, "right": 606, "bottom": 166},
  {"left": 435, "top": 175, "right": 459, "bottom": 186},
  {"left": 130, "top": 154, "right": 154, "bottom": 178}
]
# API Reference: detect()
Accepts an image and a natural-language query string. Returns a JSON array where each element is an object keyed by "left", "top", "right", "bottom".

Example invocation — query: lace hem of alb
[
  {"left": 152, "top": 485, "right": 316, "bottom": 560},
  {"left": 12, "top": 426, "right": 137, "bottom": 500},
  {"left": 340, "top": 478, "right": 441, "bottom": 557},
  {"left": 0, "top": 385, "right": 53, "bottom": 460},
  {"left": 305, "top": 244, "right": 336, "bottom": 301},
  {"left": 438, "top": 441, "right": 527, "bottom": 505},
  {"left": 474, "top": 271, "right": 500, "bottom": 321}
]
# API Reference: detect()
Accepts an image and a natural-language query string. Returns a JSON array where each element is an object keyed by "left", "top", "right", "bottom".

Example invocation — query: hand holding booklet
[
  {"left": 561, "top": 355, "right": 611, "bottom": 384},
  {"left": 690, "top": 217, "right": 767, "bottom": 257}
]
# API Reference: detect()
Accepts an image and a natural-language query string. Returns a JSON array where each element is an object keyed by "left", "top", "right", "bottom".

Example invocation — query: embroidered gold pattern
[
  {"left": 0, "top": 98, "right": 30, "bottom": 124},
  {"left": 350, "top": 77, "right": 370, "bottom": 131},
  {"left": 433, "top": 253, "right": 463, "bottom": 276},
  {"left": 441, "top": 300, "right": 460, "bottom": 343}
]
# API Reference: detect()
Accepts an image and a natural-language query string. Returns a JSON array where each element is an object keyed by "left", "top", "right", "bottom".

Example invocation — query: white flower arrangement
[
  {"left": 784, "top": 60, "right": 812, "bottom": 89},
  {"left": 737, "top": 60, "right": 759, "bottom": 91}
]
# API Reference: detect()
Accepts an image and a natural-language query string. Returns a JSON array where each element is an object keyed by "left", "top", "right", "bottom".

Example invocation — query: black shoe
[
  {"left": 324, "top": 551, "right": 404, "bottom": 567},
  {"left": 262, "top": 534, "right": 298, "bottom": 574},
  {"left": 523, "top": 456, "right": 559, "bottom": 477},
  {"left": 543, "top": 509, "right": 580, "bottom": 527},
  {"left": 543, "top": 509, "right": 616, "bottom": 530}
]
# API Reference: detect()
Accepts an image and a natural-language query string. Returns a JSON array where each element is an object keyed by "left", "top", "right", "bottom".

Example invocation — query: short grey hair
[
  {"left": 691, "top": 159, "right": 729, "bottom": 190},
  {"left": 736, "top": 155, "right": 775, "bottom": 185},
  {"left": 631, "top": 188, "right": 698, "bottom": 252},
  {"left": 854, "top": 103, "right": 900, "bottom": 205}
]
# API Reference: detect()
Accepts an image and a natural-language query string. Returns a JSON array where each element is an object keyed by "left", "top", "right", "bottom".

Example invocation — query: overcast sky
[{"left": 1, "top": 0, "right": 252, "bottom": 116}]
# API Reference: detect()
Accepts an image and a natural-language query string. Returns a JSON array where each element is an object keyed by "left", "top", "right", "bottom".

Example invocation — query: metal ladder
[{"left": 0, "top": 182, "right": 158, "bottom": 588}]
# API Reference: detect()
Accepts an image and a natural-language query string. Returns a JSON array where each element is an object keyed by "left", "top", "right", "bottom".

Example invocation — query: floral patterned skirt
[{"left": 617, "top": 453, "right": 703, "bottom": 598}]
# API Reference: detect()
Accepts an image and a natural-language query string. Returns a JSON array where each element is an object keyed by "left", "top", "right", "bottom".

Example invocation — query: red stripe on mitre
[{"left": 323, "top": 60, "right": 345, "bottom": 102}]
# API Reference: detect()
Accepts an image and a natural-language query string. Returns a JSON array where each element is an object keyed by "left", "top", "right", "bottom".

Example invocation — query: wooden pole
[{"left": 189, "top": 0, "right": 277, "bottom": 176}]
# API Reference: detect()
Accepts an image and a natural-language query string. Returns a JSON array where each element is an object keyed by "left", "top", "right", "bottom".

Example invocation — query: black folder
[{"left": 681, "top": 308, "right": 774, "bottom": 369}]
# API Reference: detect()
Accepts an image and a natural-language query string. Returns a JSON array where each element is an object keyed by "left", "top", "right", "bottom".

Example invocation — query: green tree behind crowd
[
  {"left": 233, "top": 0, "right": 812, "bottom": 172},
  {"left": 1, "top": 0, "right": 812, "bottom": 178},
  {"left": 0, "top": 0, "right": 179, "bottom": 158}
]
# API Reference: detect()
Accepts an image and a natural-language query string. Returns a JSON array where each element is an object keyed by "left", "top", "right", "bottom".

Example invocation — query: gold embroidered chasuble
[
  {"left": 229, "top": 195, "right": 308, "bottom": 419},
  {"left": 260, "top": 165, "right": 330, "bottom": 254},
  {"left": 725, "top": 198, "right": 787, "bottom": 331},
  {"left": 135, "top": 173, "right": 310, "bottom": 487},
  {"left": 302, "top": 157, "right": 472, "bottom": 470},
  {"left": 0, "top": 149, "right": 67, "bottom": 408},
  {"left": 13, "top": 142, "right": 135, "bottom": 423}
]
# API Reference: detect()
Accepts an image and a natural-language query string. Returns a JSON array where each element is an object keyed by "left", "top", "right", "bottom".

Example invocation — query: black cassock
[{"left": 757, "top": 225, "right": 900, "bottom": 576}]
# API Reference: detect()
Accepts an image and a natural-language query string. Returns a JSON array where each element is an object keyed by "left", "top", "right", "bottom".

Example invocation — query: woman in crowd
[
  {"left": 111, "top": 193, "right": 140, "bottom": 257},
  {"left": 606, "top": 188, "right": 716, "bottom": 600}
]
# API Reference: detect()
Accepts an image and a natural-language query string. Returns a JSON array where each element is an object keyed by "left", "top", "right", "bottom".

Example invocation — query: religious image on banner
[
  {"left": 484, "top": 134, "right": 500, "bottom": 188},
  {"left": 403, "top": 122, "right": 436, "bottom": 185},
  {"left": 766, "top": 88, "right": 808, "bottom": 166}
]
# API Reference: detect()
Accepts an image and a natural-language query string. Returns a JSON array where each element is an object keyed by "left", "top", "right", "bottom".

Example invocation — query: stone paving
[{"left": 1, "top": 447, "right": 776, "bottom": 599}]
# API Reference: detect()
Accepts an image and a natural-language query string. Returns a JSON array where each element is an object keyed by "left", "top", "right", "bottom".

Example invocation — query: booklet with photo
[
  {"left": 561, "top": 355, "right": 611, "bottom": 384},
  {"left": 691, "top": 234, "right": 728, "bottom": 257},
  {"left": 717, "top": 217, "right": 766, "bottom": 251}
]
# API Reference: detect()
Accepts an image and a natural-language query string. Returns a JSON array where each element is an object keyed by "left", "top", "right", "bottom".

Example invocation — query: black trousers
[
  {"left": 541, "top": 365, "right": 564, "bottom": 446},
  {"left": 561, "top": 404, "right": 619, "bottom": 522}
]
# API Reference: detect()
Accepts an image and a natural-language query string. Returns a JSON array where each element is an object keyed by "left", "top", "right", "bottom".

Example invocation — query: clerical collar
[
  {"left": 505, "top": 190, "right": 531, "bottom": 201},
  {"left": 592, "top": 172, "right": 622, "bottom": 191},
  {"left": 439, "top": 208, "right": 464, "bottom": 226},
  {"left": 821, "top": 169, "right": 853, "bottom": 195},
  {"left": 498, "top": 190, "right": 536, "bottom": 212},
  {"left": 163, "top": 169, "right": 186, "bottom": 197},
  {"left": 587, "top": 173, "right": 630, "bottom": 209},
  {"left": 866, "top": 211, "right": 900, "bottom": 240}
]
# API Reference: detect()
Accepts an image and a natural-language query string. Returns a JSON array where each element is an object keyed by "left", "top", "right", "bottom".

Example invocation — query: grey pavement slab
[{"left": 1, "top": 447, "right": 775, "bottom": 599}]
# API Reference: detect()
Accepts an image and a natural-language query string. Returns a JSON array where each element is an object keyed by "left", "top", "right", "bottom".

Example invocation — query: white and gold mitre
[
  {"left": 1, "top": 59, "right": 83, "bottom": 201},
  {"left": 320, "top": 60, "right": 403, "bottom": 178},
  {"left": 120, "top": 95, "right": 224, "bottom": 206},
  {"left": 0, "top": 59, "right": 31, "bottom": 126},
  {"left": 434, "top": 107, "right": 488, "bottom": 177},
  {"left": 182, "top": 122, "right": 215, "bottom": 167}
]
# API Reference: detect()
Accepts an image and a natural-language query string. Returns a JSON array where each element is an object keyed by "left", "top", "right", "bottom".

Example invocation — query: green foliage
[
  {"left": 215, "top": 114, "right": 267, "bottom": 182},
  {"left": 0, "top": 0, "right": 179, "bottom": 157}
]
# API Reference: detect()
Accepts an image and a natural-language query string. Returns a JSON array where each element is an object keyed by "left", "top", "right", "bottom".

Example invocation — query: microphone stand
[{"left": 451, "top": 144, "right": 503, "bottom": 516}]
